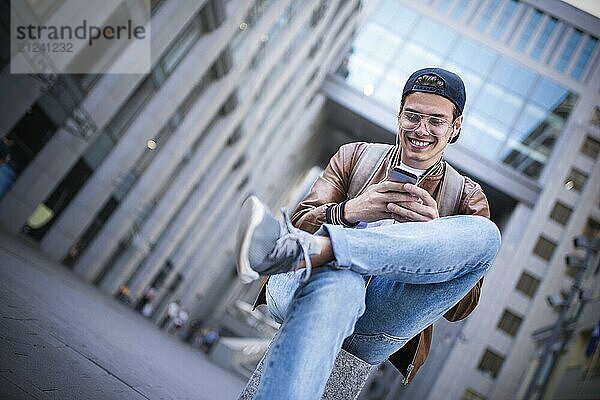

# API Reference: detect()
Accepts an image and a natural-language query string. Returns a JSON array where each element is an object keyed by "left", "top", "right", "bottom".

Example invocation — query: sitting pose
[{"left": 236, "top": 68, "right": 501, "bottom": 399}]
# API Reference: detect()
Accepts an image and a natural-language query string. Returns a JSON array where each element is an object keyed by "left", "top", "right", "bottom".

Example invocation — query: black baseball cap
[{"left": 402, "top": 67, "right": 466, "bottom": 114}]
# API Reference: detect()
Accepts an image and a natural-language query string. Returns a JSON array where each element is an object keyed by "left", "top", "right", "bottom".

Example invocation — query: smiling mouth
[{"left": 407, "top": 137, "right": 434, "bottom": 148}]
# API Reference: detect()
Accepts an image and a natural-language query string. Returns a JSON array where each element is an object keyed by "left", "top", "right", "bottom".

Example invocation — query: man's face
[{"left": 399, "top": 92, "right": 463, "bottom": 169}]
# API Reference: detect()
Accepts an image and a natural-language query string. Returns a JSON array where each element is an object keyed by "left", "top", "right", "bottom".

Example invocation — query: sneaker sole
[{"left": 236, "top": 196, "right": 263, "bottom": 284}]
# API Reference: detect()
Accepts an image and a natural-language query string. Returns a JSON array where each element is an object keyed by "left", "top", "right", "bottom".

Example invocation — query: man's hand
[
  {"left": 344, "top": 181, "right": 424, "bottom": 223},
  {"left": 387, "top": 183, "right": 439, "bottom": 222}
]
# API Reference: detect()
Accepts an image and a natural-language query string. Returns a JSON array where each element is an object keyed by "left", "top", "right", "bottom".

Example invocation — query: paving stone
[{"left": 0, "top": 233, "right": 245, "bottom": 400}]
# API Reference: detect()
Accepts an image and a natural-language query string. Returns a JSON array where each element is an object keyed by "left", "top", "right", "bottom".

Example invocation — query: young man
[{"left": 236, "top": 67, "right": 501, "bottom": 399}]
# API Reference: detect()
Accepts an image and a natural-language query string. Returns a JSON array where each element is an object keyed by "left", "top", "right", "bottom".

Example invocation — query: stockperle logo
[{"left": 11, "top": 0, "right": 151, "bottom": 74}]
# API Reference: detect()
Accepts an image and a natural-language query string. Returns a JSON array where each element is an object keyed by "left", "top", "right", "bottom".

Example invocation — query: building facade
[
  {"left": 0, "top": 0, "right": 363, "bottom": 331},
  {"left": 319, "top": 1, "right": 599, "bottom": 399},
  {"left": 3, "top": 0, "right": 599, "bottom": 398},
  {"left": 526, "top": 237, "right": 600, "bottom": 400}
]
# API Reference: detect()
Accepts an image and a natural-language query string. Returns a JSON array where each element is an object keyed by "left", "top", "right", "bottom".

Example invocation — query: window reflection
[
  {"left": 374, "top": 75, "right": 404, "bottom": 108},
  {"left": 354, "top": 23, "right": 386, "bottom": 53},
  {"left": 556, "top": 29, "right": 582, "bottom": 72},
  {"left": 475, "top": 83, "right": 523, "bottom": 125},
  {"left": 501, "top": 89, "right": 576, "bottom": 178},
  {"left": 516, "top": 9, "right": 543, "bottom": 51},
  {"left": 371, "top": 0, "right": 418, "bottom": 37},
  {"left": 490, "top": 58, "right": 537, "bottom": 97},
  {"left": 370, "top": 0, "right": 402, "bottom": 27},
  {"left": 461, "top": 114, "right": 505, "bottom": 159},
  {"left": 354, "top": 22, "right": 403, "bottom": 65},
  {"left": 412, "top": 17, "right": 457, "bottom": 53},
  {"left": 514, "top": 104, "right": 547, "bottom": 139},
  {"left": 531, "top": 17, "right": 557, "bottom": 59},
  {"left": 477, "top": 0, "right": 501, "bottom": 33},
  {"left": 334, "top": 1, "right": 580, "bottom": 181},
  {"left": 445, "top": 62, "right": 483, "bottom": 99},
  {"left": 449, "top": 37, "right": 497, "bottom": 74},
  {"left": 571, "top": 36, "right": 598, "bottom": 80},
  {"left": 435, "top": 0, "right": 453, "bottom": 13},
  {"left": 491, "top": 0, "right": 518, "bottom": 40},
  {"left": 345, "top": 53, "right": 384, "bottom": 90},
  {"left": 530, "top": 78, "right": 569, "bottom": 111},
  {"left": 452, "top": 0, "right": 472, "bottom": 20},
  {"left": 392, "top": 42, "right": 443, "bottom": 76},
  {"left": 368, "top": 29, "right": 403, "bottom": 65}
]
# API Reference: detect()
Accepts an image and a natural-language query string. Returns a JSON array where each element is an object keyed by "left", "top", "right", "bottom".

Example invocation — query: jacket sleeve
[
  {"left": 291, "top": 143, "right": 364, "bottom": 233},
  {"left": 444, "top": 180, "right": 491, "bottom": 322}
]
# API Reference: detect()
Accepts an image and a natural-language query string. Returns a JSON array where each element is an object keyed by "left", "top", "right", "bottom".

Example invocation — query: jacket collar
[{"left": 391, "top": 145, "right": 445, "bottom": 184}]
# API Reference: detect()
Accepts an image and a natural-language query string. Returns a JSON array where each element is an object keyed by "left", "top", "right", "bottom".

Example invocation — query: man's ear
[
  {"left": 448, "top": 115, "right": 463, "bottom": 143},
  {"left": 454, "top": 114, "right": 464, "bottom": 130}
]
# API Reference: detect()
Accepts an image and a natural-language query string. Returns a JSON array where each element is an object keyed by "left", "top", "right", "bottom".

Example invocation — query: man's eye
[
  {"left": 406, "top": 114, "right": 420, "bottom": 122},
  {"left": 429, "top": 118, "right": 446, "bottom": 127}
]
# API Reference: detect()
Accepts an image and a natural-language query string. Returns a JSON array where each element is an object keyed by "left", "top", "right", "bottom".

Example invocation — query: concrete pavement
[{"left": 0, "top": 231, "right": 246, "bottom": 400}]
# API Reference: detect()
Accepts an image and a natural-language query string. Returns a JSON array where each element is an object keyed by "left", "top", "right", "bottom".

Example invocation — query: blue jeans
[{"left": 256, "top": 215, "right": 501, "bottom": 399}]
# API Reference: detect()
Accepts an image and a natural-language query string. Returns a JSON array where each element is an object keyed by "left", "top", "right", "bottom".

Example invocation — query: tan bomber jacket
[{"left": 254, "top": 141, "right": 491, "bottom": 384}]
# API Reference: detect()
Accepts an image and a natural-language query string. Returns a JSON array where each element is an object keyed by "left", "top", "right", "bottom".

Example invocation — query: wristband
[
  {"left": 326, "top": 203, "right": 334, "bottom": 224},
  {"left": 339, "top": 200, "right": 360, "bottom": 227}
]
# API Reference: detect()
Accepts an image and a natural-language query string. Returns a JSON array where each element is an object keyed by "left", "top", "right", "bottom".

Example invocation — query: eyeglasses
[{"left": 398, "top": 110, "right": 454, "bottom": 137}]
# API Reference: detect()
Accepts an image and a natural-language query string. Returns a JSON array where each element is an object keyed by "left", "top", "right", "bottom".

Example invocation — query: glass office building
[
  {"left": 318, "top": 1, "right": 599, "bottom": 399},
  {"left": 337, "top": 0, "right": 590, "bottom": 181}
]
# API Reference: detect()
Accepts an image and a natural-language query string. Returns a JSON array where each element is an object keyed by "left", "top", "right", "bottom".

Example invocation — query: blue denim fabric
[
  {"left": 0, "top": 162, "right": 16, "bottom": 199},
  {"left": 257, "top": 215, "right": 501, "bottom": 399}
]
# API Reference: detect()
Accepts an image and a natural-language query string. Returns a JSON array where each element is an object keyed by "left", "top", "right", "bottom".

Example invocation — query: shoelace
[{"left": 267, "top": 209, "right": 313, "bottom": 282}]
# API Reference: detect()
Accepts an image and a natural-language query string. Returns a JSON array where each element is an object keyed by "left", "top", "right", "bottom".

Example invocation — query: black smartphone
[{"left": 389, "top": 167, "right": 418, "bottom": 184}]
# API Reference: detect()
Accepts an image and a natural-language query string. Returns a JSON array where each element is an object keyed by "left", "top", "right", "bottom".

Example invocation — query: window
[
  {"left": 583, "top": 218, "right": 600, "bottom": 242},
  {"left": 490, "top": 58, "right": 536, "bottom": 97},
  {"left": 94, "top": 238, "right": 128, "bottom": 285},
  {"left": 516, "top": 272, "right": 540, "bottom": 297},
  {"left": 463, "top": 388, "right": 487, "bottom": 400},
  {"left": 491, "top": 0, "right": 518, "bottom": 40},
  {"left": 62, "top": 197, "right": 119, "bottom": 267},
  {"left": 149, "top": 260, "right": 174, "bottom": 290},
  {"left": 516, "top": 9, "right": 543, "bottom": 51},
  {"left": 23, "top": 159, "right": 93, "bottom": 241},
  {"left": 478, "top": 348, "right": 505, "bottom": 378},
  {"left": 452, "top": 0, "right": 472, "bottom": 20},
  {"left": 531, "top": 17, "right": 557, "bottom": 59},
  {"left": 530, "top": 77, "right": 570, "bottom": 112},
  {"left": 310, "top": 0, "right": 331, "bottom": 27},
  {"left": 411, "top": 17, "right": 458, "bottom": 54},
  {"left": 497, "top": 309, "right": 523, "bottom": 336},
  {"left": 476, "top": 0, "right": 500, "bottom": 33},
  {"left": 160, "top": 22, "right": 201, "bottom": 76},
  {"left": 592, "top": 107, "right": 600, "bottom": 127},
  {"left": 533, "top": 236, "right": 557, "bottom": 261},
  {"left": 435, "top": 0, "right": 453, "bottom": 13},
  {"left": 549, "top": 202, "right": 573, "bottom": 225},
  {"left": 104, "top": 76, "right": 156, "bottom": 140},
  {"left": 6, "top": 102, "right": 57, "bottom": 174},
  {"left": 571, "top": 36, "right": 597, "bottom": 80},
  {"left": 450, "top": 37, "right": 497, "bottom": 74},
  {"left": 154, "top": 10, "right": 207, "bottom": 84},
  {"left": 556, "top": 29, "right": 583, "bottom": 72},
  {"left": 564, "top": 168, "right": 588, "bottom": 192},
  {"left": 580, "top": 135, "right": 600, "bottom": 160}
]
